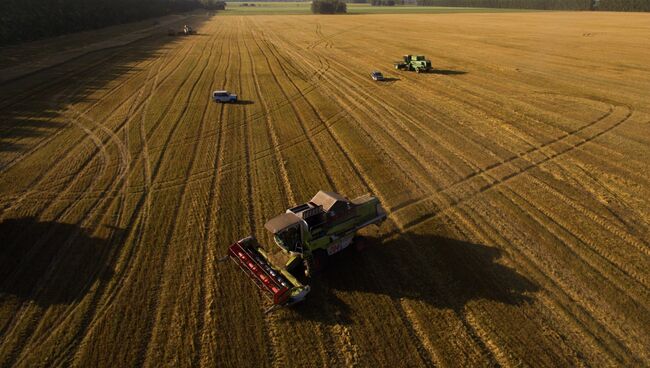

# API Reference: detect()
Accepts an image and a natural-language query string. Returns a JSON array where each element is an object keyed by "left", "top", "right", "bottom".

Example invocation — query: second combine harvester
[
  {"left": 223, "top": 191, "right": 386, "bottom": 312},
  {"left": 394, "top": 54, "right": 432, "bottom": 73}
]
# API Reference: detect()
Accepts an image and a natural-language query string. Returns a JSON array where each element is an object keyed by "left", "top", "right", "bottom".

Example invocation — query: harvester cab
[{"left": 221, "top": 191, "right": 386, "bottom": 312}]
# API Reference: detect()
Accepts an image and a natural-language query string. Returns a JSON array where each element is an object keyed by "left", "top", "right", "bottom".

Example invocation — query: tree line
[
  {"left": 414, "top": 0, "right": 650, "bottom": 11},
  {"left": 598, "top": 0, "right": 650, "bottom": 11},
  {"left": 414, "top": 0, "right": 593, "bottom": 9},
  {"left": 0, "top": 0, "right": 223, "bottom": 46},
  {"left": 311, "top": 0, "right": 347, "bottom": 13},
  {"left": 371, "top": 0, "right": 399, "bottom": 6}
]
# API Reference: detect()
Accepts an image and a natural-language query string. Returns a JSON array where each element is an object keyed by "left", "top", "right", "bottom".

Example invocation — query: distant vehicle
[
  {"left": 370, "top": 71, "right": 385, "bottom": 81},
  {"left": 183, "top": 25, "right": 197, "bottom": 35},
  {"left": 394, "top": 55, "right": 432, "bottom": 73},
  {"left": 168, "top": 25, "right": 197, "bottom": 36},
  {"left": 212, "top": 90, "right": 238, "bottom": 103}
]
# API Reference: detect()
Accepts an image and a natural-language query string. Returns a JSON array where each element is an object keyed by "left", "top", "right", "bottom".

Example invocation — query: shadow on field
[
  {"left": 0, "top": 217, "right": 125, "bottom": 306},
  {"left": 233, "top": 99, "right": 255, "bottom": 105},
  {"left": 291, "top": 232, "right": 537, "bottom": 325},
  {"left": 430, "top": 69, "right": 467, "bottom": 75},
  {"left": 0, "top": 14, "right": 209, "bottom": 165},
  {"left": 0, "top": 116, "right": 63, "bottom": 154}
]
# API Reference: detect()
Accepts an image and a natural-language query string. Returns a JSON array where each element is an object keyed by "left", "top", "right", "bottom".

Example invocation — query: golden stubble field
[{"left": 0, "top": 11, "right": 649, "bottom": 367}]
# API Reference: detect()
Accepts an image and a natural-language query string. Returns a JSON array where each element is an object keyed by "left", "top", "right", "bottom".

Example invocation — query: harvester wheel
[{"left": 304, "top": 249, "right": 328, "bottom": 277}]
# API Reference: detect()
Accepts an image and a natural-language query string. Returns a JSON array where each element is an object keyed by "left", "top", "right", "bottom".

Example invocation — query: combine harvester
[
  {"left": 222, "top": 191, "right": 386, "bottom": 313},
  {"left": 394, "top": 55, "right": 432, "bottom": 73}
]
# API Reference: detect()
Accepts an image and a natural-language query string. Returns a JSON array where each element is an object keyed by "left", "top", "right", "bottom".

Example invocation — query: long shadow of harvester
[
  {"left": 292, "top": 231, "right": 537, "bottom": 324},
  {"left": 0, "top": 217, "right": 125, "bottom": 306},
  {"left": 430, "top": 69, "right": 467, "bottom": 75}
]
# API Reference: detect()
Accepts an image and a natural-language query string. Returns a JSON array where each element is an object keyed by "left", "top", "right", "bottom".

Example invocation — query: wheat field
[{"left": 0, "top": 11, "right": 649, "bottom": 367}]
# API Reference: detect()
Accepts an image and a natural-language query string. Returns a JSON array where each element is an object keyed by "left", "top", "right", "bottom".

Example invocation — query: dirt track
[{"left": 0, "top": 11, "right": 649, "bottom": 367}]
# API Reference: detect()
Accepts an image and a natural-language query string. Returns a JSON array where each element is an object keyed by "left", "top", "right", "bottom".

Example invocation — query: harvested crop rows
[{"left": 1, "top": 11, "right": 649, "bottom": 367}]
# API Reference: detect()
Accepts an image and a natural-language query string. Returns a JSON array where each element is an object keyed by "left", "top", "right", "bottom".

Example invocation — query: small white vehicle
[
  {"left": 212, "top": 90, "right": 238, "bottom": 103},
  {"left": 370, "top": 71, "right": 385, "bottom": 81},
  {"left": 183, "top": 25, "right": 196, "bottom": 35}
]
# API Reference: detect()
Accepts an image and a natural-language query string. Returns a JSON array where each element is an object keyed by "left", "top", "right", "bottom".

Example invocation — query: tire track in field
[
  {"left": 360, "top": 68, "right": 644, "bottom": 360},
  {"left": 307, "top": 22, "right": 358, "bottom": 50},
  {"left": 211, "top": 23, "right": 296, "bottom": 367},
  {"left": 421, "top": 98, "right": 650, "bottom": 304},
  {"left": 0, "top": 13, "right": 203, "bottom": 112},
  {"left": 0, "top": 53, "right": 170, "bottom": 355},
  {"left": 570, "top": 163, "right": 649, "bottom": 238},
  {"left": 155, "top": 20, "right": 225, "bottom": 367},
  {"left": 241, "top": 27, "right": 298, "bottom": 368},
  {"left": 325, "top": 35, "right": 649, "bottom": 196},
  {"left": 262, "top": 28, "right": 454, "bottom": 365},
  {"left": 372, "top": 78, "right": 647, "bottom": 255},
  {"left": 0, "top": 65, "right": 135, "bottom": 197},
  {"left": 1, "top": 77, "right": 160, "bottom": 366},
  {"left": 256, "top": 25, "right": 450, "bottom": 366},
  {"left": 0, "top": 44, "right": 140, "bottom": 110},
  {"left": 0, "top": 55, "right": 165, "bottom": 215},
  {"left": 0, "top": 40, "right": 196, "bottom": 214},
  {"left": 250, "top": 22, "right": 362, "bottom": 366},
  {"left": 62, "top": 39, "right": 200, "bottom": 339},
  {"left": 298, "top": 56, "right": 428, "bottom": 202},
  {"left": 514, "top": 174, "right": 650, "bottom": 299},
  {"left": 503, "top": 178, "right": 650, "bottom": 330},
  {"left": 28, "top": 51, "right": 176, "bottom": 363},
  {"left": 6, "top": 67, "right": 150, "bottom": 221},
  {"left": 255, "top": 21, "right": 416, "bottom": 365},
  {"left": 0, "top": 39, "right": 196, "bottom": 207},
  {"left": 497, "top": 189, "right": 648, "bottom": 363},
  {"left": 251, "top": 27, "right": 504, "bottom": 197},
  {"left": 266, "top": 40, "right": 442, "bottom": 204},
  {"left": 249, "top": 24, "right": 335, "bottom": 191},
  {"left": 131, "top": 21, "right": 338, "bottom": 155},
  {"left": 321, "top": 55, "right": 487, "bottom": 189},
  {"left": 394, "top": 105, "right": 635, "bottom": 232},
  {"left": 120, "top": 47, "right": 332, "bottom": 159},
  {"left": 356, "top": 67, "right": 650, "bottom": 291},
  {"left": 450, "top": 196, "right": 638, "bottom": 365},
  {"left": 264, "top": 26, "right": 644, "bottom": 366},
  {"left": 198, "top": 27, "right": 234, "bottom": 367},
  {"left": 372, "top": 95, "right": 640, "bottom": 362},
  {"left": 387, "top": 104, "right": 650, "bottom": 307},
  {"left": 414, "top": 72, "right": 650, "bottom": 186},
  {"left": 0, "top": 47, "right": 166, "bottom": 174},
  {"left": 3, "top": 51, "right": 174, "bottom": 366},
  {"left": 136, "top": 27, "right": 219, "bottom": 367},
  {"left": 455, "top": 209, "right": 617, "bottom": 365},
  {"left": 0, "top": 102, "right": 356, "bottom": 208},
  {"left": 392, "top": 47, "right": 650, "bottom": 183},
  {"left": 81, "top": 30, "right": 206, "bottom": 365},
  {"left": 42, "top": 29, "right": 207, "bottom": 367},
  {"left": 4, "top": 34, "right": 194, "bottom": 182}
]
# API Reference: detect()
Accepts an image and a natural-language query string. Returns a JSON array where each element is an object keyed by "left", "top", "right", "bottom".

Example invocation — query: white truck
[{"left": 212, "top": 90, "right": 238, "bottom": 103}]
